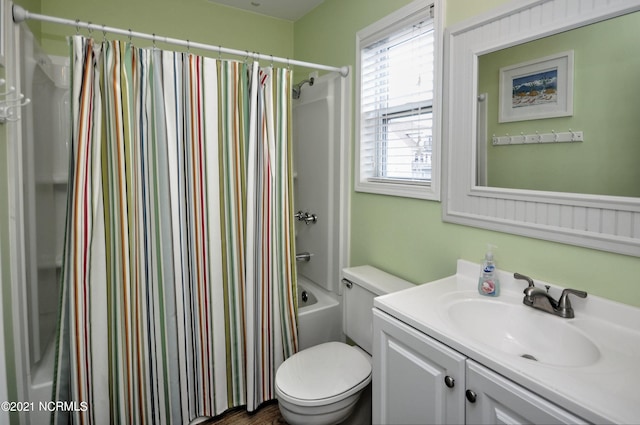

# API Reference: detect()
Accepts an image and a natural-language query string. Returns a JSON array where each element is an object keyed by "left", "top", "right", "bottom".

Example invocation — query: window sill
[{"left": 355, "top": 179, "right": 440, "bottom": 201}]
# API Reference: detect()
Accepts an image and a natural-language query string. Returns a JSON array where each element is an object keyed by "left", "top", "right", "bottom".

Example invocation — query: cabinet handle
[
  {"left": 465, "top": 389, "right": 477, "bottom": 403},
  {"left": 444, "top": 375, "right": 455, "bottom": 388}
]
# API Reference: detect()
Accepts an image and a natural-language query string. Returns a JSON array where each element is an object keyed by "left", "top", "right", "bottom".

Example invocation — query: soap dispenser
[{"left": 478, "top": 244, "right": 500, "bottom": 297}]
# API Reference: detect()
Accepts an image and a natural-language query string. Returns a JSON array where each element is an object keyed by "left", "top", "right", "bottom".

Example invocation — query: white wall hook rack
[
  {"left": 0, "top": 79, "right": 16, "bottom": 97},
  {"left": 0, "top": 79, "right": 30, "bottom": 124},
  {"left": 492, "top": 129, "right": 583, "bottom": 146}
]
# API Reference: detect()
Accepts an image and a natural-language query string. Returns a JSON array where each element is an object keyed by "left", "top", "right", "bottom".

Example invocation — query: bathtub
[{"left": 296, "top": 275, "right": 344, "bottom": 351}]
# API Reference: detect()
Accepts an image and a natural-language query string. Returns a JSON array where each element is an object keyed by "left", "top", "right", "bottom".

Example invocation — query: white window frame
[{"left": 355, "top": 0, "right": 443, "bottom": 201}]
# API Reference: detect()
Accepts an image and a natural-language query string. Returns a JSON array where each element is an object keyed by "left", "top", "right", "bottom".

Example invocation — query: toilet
[{"left": 275, "top": 266, "right": 413, "bottom": 425}]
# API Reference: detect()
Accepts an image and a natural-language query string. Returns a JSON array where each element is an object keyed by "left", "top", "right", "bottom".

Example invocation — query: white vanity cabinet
[
  {"left": 372, "top": 308, "right": 466, "bottom": 424},
  {"left": 372, "top": 309, "right": 587, "bottom": 425},
  {"left": 465, "top": 360, "right": 586, "bottom": 424}
]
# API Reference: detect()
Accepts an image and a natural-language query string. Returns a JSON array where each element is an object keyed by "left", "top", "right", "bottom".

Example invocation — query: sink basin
[{"left": 444, "top": 296, "right": 601, "bottom": 367}]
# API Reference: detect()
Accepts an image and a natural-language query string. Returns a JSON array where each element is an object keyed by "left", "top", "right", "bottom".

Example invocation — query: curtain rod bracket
[{"left": 12, "top": 4, "right": 28, "bottom": 23}]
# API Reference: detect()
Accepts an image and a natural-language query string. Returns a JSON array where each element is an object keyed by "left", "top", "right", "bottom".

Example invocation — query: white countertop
[{"left": 373, "top": 259, "right": 640, "bottom": 424}]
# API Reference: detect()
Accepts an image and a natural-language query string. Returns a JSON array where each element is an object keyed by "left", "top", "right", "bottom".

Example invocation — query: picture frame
[{"left": 498, "top": 51, "right": 574, "bottom": 123}]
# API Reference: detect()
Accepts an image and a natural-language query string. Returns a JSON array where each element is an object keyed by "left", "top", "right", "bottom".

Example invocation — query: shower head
[{"left": 292, "top": 77, "right": 314, "bottom": 99}]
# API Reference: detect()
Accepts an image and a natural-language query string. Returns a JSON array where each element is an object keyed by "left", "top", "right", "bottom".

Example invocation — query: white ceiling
[{"left": 208, "top": 0, "right": 326, "bottom": 21}]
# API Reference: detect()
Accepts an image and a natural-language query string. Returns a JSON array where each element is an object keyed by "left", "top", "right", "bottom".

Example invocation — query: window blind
[{"left": 359, "top": 10, "right": 435, "bottom": 184}]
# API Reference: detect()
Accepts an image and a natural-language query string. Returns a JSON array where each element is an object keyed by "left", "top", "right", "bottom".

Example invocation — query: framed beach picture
[{"left": 499, "top": 51, "right": 574, "bottom": 123}]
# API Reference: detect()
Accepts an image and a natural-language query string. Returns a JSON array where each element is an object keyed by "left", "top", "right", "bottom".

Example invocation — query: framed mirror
[{"left": 443, "top": 0, "right": 640, "bottom": 257}]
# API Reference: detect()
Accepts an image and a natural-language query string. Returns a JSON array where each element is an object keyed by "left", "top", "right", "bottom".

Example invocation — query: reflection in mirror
[{"left": 477, "top": 11, "right": 640, "bottom": 197}]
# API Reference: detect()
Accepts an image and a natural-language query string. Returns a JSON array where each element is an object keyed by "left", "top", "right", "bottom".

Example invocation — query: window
[{"left": 355, "top": 0, "right": 441, "bottom": 200}]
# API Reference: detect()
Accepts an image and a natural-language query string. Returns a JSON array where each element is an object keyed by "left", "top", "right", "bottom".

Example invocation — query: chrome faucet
[{"left": 514, "top": 273, "right": 587, "bottom": 318}]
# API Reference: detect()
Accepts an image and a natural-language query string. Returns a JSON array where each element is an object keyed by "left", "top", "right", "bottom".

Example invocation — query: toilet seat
[{"left": 275, "top": 341, "right": 372, "bottom": 407}]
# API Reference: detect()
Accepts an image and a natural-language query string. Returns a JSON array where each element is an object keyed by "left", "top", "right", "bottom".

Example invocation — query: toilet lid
[{"left": 276, "top": 342, "right": 372, "bottom": 401}]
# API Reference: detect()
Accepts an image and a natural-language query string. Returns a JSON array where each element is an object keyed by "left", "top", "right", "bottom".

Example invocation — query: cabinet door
[
  {"left": 465, "top": 360, "right": 588, "bottom": 424},
  {"left": 373, "top": 309, "right": 466, "bottom": 425}
]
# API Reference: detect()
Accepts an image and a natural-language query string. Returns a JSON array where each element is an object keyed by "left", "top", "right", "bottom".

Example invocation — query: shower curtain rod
[{"left": 11, "top": 4, "right": 350, "bottom": 77}]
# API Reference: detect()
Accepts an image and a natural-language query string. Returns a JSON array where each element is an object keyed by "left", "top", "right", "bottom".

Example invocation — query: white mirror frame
[{"left": 443, "top": 0, "right": 640, "bottom": 257}]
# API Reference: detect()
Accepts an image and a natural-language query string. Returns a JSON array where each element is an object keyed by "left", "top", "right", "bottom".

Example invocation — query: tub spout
[{"left": 296, "top": 252, "right": 312, "bottom": 262}]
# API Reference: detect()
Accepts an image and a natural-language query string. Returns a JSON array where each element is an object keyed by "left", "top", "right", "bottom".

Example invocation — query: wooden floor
[{"left": 204, "top": 401, "right": 287, "bottom": 425}]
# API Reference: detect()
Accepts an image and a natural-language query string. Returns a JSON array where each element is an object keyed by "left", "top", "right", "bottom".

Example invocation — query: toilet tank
[{"left": 342, "top": 266, "right": 413, "bottom": 354}]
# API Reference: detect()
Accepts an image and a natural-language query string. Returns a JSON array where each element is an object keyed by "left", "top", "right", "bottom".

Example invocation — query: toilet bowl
[
  {"left": 275, "top": 266, "right": 413, "bottom": 425},
  {"left": 275, "top": 342, "right": 371, "bottom": 425}
]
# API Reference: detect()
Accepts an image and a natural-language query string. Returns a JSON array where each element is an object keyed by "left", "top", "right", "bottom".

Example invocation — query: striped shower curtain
[{"left": 53, "top": 35, "right": 298, "bottom": 424}]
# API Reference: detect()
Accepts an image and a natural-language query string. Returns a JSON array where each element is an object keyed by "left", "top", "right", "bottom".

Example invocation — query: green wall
[
  {"left": 294, "top": 0, "right": 640, "bottom": 307},
  {"left": 479, "top": 12, "right": 640, "bottom": 197}
]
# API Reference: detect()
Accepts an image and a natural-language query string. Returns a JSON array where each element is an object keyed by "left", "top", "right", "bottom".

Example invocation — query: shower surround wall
[
  {"left": 293, "top": 71, "right": 350, "bottom": 294},
  {"left": 22, "top": 45, "right": 69, "bottom": 368},
  {"left": 5, "top": 23, "right": 70, "bottom": 425}
]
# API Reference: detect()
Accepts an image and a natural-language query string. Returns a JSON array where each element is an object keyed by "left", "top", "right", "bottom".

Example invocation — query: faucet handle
[
  {"left": 557, "top": 288, "right": 587, "bottom": 318},
  {"left": 559, "top": 288, "right": 587, "bottom": 303},
  {"left": 514, "top": 273, "right": 536, "bottom": 295}
]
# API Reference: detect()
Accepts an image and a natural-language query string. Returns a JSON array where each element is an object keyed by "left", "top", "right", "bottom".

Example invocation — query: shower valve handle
[
  {"left": 303, "top": 213, "right": 317, "bottom": 224},
  {"left": 295, "top": 211, "right": 318, "bottom": 224}
]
